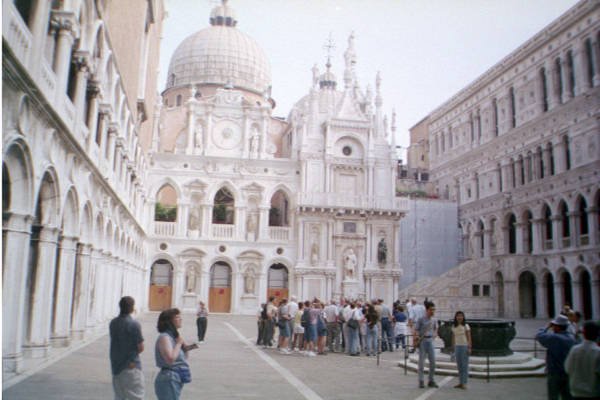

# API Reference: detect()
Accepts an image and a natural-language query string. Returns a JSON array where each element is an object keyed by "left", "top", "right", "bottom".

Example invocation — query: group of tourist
[
  {"left": 108, "top": 297, "right": 208, "bottom": 400},
  {"left": 536, "top": 304, "right": 600, "bottom": 400}
]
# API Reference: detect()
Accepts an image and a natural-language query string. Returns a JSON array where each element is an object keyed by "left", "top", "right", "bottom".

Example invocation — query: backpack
[{"left": 301, "top": 308, "right": 310, "bottom": 327}]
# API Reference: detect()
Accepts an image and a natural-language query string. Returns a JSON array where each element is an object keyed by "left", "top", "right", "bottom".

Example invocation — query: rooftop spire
[
  {"left": 319, "top": 33, "right": 337, "bottom": 90},
  {"left": 343, "top": 31, "right": 357, "bottom": 89}
]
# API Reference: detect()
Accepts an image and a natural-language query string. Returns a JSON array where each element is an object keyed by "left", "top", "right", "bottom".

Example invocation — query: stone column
[
  {"left": 178, "top": 203, "right": 189, "bottom": 237},
  {"left": 297, "top": 218, "right": 305, "bottom": 263},
  {"left": 186, "top": 107, "right": 194, "bottom": 154},
  {"left": 536, "top": 279, "right": 547, "bottom": 319},
  {"left": 71, "top": 52, "right": 90, "bottom": 124},
  {"left": 523, "top": 156, "right": 531, "bottom": 184},
  {"left": 542, "top": 146, "right": 552, "bottom": 177},
  {"left": 2, "top": 213, "right": 33, "bottom": 373},
  {"left": 85, "top": 80, "right": 101, "bottom": 152},
  {"left": 531, "top": 218, "right": 544, "bottom": 254},
  {"left": 551, "top": 216, "right": 562, "bottom": 250},
  {"left": 235, "top": 206, "right": 244, "bottom": 240},
  {"left": 568, "top": 212, "right": 579, "bottom": 248},
  {"left": 86, "top": 248, "right": 102, "bottom": 330},
  {"left": 514, "top": 157, "right": 523, "bottom": 186},
  {"left": 586, "top": 207, "right": 599, "bottom": 246},
  {"left": 592, "top": 38, "right": 600, "bottom": 87},
  {"left": 571, "top": 279, "right": 582, "bottom": 313},
  {"left": 25, "top": 226, "right": 60, "bottom": 358},
  {"left": 71, "top": 243, "right": 92, "bottom": 340},
  {"left": 515, "top": 222, "right": 524, "bottom": 254},
  {"left": 553, "top": 281, "right": 563, "bottom": 317},
  {"left": 51, "top": 235, "right": 79, "bottom": 347},
  {"left": 500, "top": 160, "right": 511, "bottom": 191},
  {"left": 106, "top": 125, "right": 118, "bottom": 169},
  {"left": 327, "top": 221, "right": 335, "bottom": 264},
  {"left": 258, "top": 206, "right": 269, "bottom": 241},
  {"left": 483, "top": 229, "right": 492, "bottom": 259},
  {"left": 552, "top": 138, "right": 567, "bottom": 175},
  {"left": 51, "top": 11, "right": 76, "bottom": 96}
]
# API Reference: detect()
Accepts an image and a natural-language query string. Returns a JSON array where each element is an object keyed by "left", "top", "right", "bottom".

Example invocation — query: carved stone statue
[
  {"left": 194, "top": 124, "right": 203, "bottom": 149},
  {"left": 344, "top": 248, "right": 357, "bottom": 280},
  {"left": 246, "top": 213, "right": 257, "bottom": 240},
  {"left": 377, "top": 238, "right": 387, "bottom": 264},
  {"left": 186, "top": 265, "right": 197, "bottom": 293},
  {"left": 188, "top": 206, "right": 201, "bottom": 230},
  {"left": 310, "top": 242, "right": 319, "bottom": 265},
  {"left": 244, "top": 267, "right": 256, "bottom": 295},
  {"left": 250, "top": 132, "right": 260, "bottom": 155}
]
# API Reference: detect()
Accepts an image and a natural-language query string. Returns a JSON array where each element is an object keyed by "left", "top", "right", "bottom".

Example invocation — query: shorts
[
  {"left": 304, "top": 324, "right": 317, "bottom": 342},
  {"left": 279, "top": 322, "right": 290, "bottom": 337},
  {"left": 294, "top": 325, "right": 305, "bottom": 334}
]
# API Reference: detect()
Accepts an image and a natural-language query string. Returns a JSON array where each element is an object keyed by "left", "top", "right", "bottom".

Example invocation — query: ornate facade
[
  {"left": 408, "top": 0, "right": 600, "bottom": 320},
  {"left": 145, "top": 5, "right": 407, "bottom": 314},
  {"left": 2, "top": 0, "right": 164, "bottom": 375}
]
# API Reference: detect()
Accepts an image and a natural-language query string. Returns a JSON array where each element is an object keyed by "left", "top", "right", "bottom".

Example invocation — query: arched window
[
  {"left": 14, "top": 0, "right": 36, "bottom": 27},
  {"left": 155, "top": 184, "right": 177, "bottom": 222},
  {"left": 523, "top": 210, "right": 533, "bottom": 254},
  {"left": 478, "top": 220, "right": 485, "bottom": 257},
  {"left": 526, "top": 151, "right": 533, "bottom": 183},
  {"left": 585, "top": 38, "right": 594, "bottom": 88},
  {"left": 493, "top": 99, "right": 499, "bottom": 137},
  {"left": 548, "top": 142, "right": 555, "bottom": 175},
  {"left": 212, "top": 188, "right": 234, "bottom": 224},
  {"left": 510, "top": 158, "right": 516, "bottom": 188},
  {"left": 508, "top": 213, "right": 517, "bottom": 254},
  {"left": 559, "top": 201, "right": 570, "bottom": 247},
  {"left": 518, "top": 155, "right": 525, "bottom": 186},
  {"left": 509, "top": 87, "right": 516, "bottom": 128},
  {"left": 537, "top": 147, "right": 544, "bottom": 179},
  {"left": 269, "top": 190, "right": 289, "bottom": 227},
  {"left": 176, "top": 95, "right": 182, "bottom": 107},
  {"left": 540, "top": 68, "right": 548, "bottom": 112},
  {"left": 497, "top": 163, "right": 503, "bottom": 192},
  {"left": 567, "top": 50, "right": 575, "bottom": 97},
  {"left": 543, "top": 204, "right": 553, "bottom": 250},
  {"left": 564, "top": 135, "right": 571, "bottom": 170}
]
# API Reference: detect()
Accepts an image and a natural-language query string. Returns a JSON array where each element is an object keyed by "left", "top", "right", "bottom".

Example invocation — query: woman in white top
[{"left": 451, "top": 311, "right": 472, "bottom": 389}]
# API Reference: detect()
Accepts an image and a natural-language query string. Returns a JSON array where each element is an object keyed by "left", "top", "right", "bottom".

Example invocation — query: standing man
[
  {"left": 379, "top": 299, "right": 394, "bottom": 352},
  {"left": 564, "top": 321, "right": 600, "bottom": 399},
  {"left": 287, "top": 296, "right": 299, "bottom": 350},
  {"left": 109, "top": 296, "right": 145, "bottom": 400},
  {"left": 324, "top": 300, "right": 340, "bottom": 352},
  {"left": 415, "top": 301, "right": 438, "bottom": 389},
  {"left": 535, "top": 314, "right": 576, "bottom": 400},
  {"left": 408, "top": 297, "right": 425, "bottom": 353}
]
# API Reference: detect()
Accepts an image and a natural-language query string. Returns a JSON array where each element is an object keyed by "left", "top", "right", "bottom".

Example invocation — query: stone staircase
[
  {"left": 398, "top": 259, "right": 497, "bottom": 319},
  {"left": 399, "top": 350, "right": 546, "bottom": 379}
]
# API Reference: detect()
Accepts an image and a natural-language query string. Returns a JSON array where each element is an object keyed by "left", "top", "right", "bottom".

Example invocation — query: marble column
[
  {"left": 51, "top": 235, "right": 79, "bottom": 347},
  {"left": 536, "top": 280, "right": 547, "bottom": 319},
  {"left": 586, "top": 207, "right": 599, "bottom": 246},
  {"left": 71, "top": 243, "right": 92, "bottom": 339},
  {"left": 551, "top": 216, "right": 562, "bottom": 250},
  {"left": 553, "top": 281, "right": 563, "bottom": 317},
  {"left": 25, "top": 226, "right": 60, "bottom": 358},
  {"left": 515, "top": 222, "right": 524, "bottom": 254},
  {"left": 532, "top": 218, "right": 544, "bottom": 254},
  {"left": 542, "top": 146, "right": 552, "bottom": 177},
  {"left": 572, "top": 40, "right": 589, "bottom": 95},
  {"left": 552, "top": 138, "right": 567, "bottom": 175},
  {"left": 71, "top": 52, "right": 90, "bottom": 125},
  {"left": 549, "top": 60, "right": 561, "bottom": 108},
  {"left": 51, "top": 12, "right": 76, "bottom": 96},
  {"left": 561, "top": 56, "right": 574, "bottom": 103},
  {"left": 571, "top": 279, "right": 582, "bottom": 313},
  {"left": 258, "top": 206, "right": 269, "bottom": 241},
  {"left": 592, "top": 38, "right": 600, "bottom": 87},
  {"left": 2, "top": 213, "right": 33, "bottom": 373},
  {"left": 483, "top": 229, "right": 492, "bottom": 259},
  {"left": 85, "top": 80, "right": 101, "bottom": 152},
  {"left": 591, "top": 279, "right": 600, "bottom": 320}
]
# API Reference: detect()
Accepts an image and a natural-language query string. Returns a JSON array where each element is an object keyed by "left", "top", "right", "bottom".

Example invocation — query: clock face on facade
[{"left": 212, "top": 120, "right": 242, "bottom": 150}]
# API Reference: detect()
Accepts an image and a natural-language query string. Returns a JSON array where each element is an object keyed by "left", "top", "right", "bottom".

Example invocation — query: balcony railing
[
  {"left": 212, "top": 224, "right": 234, "bottom": 239},
  {"left": 562, "top": 237, "right": 571, "bottom": 248},
  {"left": 297, "top": 192, "right": 409, "bottom": 211},
  {"left": 269, "top": 226, "right": 290, "bottom": 241},
  {"left": 4, "top": 3, "right": 32, "bottom": 67},
  {"left": 544, "top": 239, "right": 553, "bottom": 250},
  {"left": 580, "top": 234, "right": 589, "bottom": 246},
  {"left": 154, "top": 221, "right": 176, "bottom": 236}
]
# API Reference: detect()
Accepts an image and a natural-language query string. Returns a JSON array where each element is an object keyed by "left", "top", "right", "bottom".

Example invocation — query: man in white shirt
[
  {"left": 408, "top": 298, "right": 426, "bottom": 352},
  {"left": 287, "top": 296, "right": 299, "bottom": 349},
  {"left": 564, "top": 320, "right": 600, "bottom": 399},
  {"left": 324, "top": 300, "right": 340, "bottom": 352}
]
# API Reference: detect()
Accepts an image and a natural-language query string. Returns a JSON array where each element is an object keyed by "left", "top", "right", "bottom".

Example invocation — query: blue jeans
[
  {"left": 155, "top": 370, "right": 182, "bottom": 400},
  {"left": 454, "top": 345, "right": 469, "bottom": 385},
  {"left": 366, "top": 325, "right": 378, "bottom": 355},
  {"left": 381, "top": 318, "right": 394, "bottom": 351},
  {"left": 418, "top": 339, "right": 436, "bottom": 383}
]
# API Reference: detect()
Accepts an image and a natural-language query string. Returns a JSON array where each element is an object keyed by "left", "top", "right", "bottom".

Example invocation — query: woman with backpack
[{"left": 292, "top": 302, "right": 305, "bottom": 352}]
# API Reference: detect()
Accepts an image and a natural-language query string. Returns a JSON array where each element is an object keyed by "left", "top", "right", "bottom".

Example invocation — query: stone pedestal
[
  {"left": 182, "top": 293, "right": 198, "bottom": 312},
  {"left": 342, "top": 280, "right": 360, "bottom": 300}
]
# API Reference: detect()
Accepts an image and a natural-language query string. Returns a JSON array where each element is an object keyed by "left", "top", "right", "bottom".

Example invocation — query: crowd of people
[{"left": 107, "top": 295, "right": 599, "bottom": 399}]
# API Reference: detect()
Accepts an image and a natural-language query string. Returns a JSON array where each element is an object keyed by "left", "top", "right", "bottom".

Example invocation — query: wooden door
[
  {"left": 267, "top": 264, "right": 289, "bottom": 305},
  {"left": 209, "top": 262, "right": 231, "bottom": 313},
  {"left": 209, "top": 287, "right": 231, "bottom": 313},
  {"left": 149, "top": 260, "right": 173, "bottom": 311}
]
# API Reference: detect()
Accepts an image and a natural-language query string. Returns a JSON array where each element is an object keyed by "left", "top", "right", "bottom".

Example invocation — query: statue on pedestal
[
  {"left": 310, "top": 242, "right": 319, "bottom": 265},
  {"left": 244, "top": 267, "right": 256, "bottom": 295},
  {"left": 186, "top": 265, "right": 197, "bottom": 293},
  {"left": 377, "top": 238, "right": 387, "bottom": 264},
  {"left": 344, "top": 248, "right": 357, "bottom": 280}
]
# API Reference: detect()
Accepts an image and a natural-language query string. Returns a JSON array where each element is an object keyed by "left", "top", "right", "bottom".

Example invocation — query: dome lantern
[{"left": 210, "top": 0, "right": 237, "bottom": 27}]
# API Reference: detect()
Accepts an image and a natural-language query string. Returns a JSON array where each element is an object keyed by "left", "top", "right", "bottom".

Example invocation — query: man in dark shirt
[
  {"left": 535, "top": 314, "right": 576, "bottom": 400},
  {"left": 109, "top": 296, "right": 145, "bottom": 400}
]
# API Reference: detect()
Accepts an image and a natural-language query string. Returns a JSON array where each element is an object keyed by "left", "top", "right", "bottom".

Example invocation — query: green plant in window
[{"left": 155, "top": 202, "right": 177, "bottom": 222}]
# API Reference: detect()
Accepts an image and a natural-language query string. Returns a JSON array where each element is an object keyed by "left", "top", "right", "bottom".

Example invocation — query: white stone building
[
  {"left": 405, "top": 0, "right": 600, "bottom": 320},
  {"left": 145, "top": 4, "right": 407, "bottom": 314}
]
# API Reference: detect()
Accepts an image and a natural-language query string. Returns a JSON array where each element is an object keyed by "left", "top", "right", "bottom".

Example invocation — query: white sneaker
[
  {"left": 307, "top": 351, "right": 317, "bottom": 357},
  {"left": 279, "top": 349, "right": 290, "bottom": 355},
  {"left": 293, "top": 347, "right": 299, "bottom": 352}
]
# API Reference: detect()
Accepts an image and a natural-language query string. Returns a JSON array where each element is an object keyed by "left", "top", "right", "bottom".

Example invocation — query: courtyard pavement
[{"left": 3, "top": 313, "right": 550, "bottom": 400}]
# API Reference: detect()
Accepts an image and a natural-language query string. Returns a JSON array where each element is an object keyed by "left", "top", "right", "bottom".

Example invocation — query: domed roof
[{"left": 165, "top": 1, "right": 271, "bottom": 95}]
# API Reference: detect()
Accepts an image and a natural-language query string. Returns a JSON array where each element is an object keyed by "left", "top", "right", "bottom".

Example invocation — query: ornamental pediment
[
  {"left": 178, "top": 248, "right": 206, "bottom": 259},
  {"left": 237, "top": 250, "right": 264, "bottom": 261}
]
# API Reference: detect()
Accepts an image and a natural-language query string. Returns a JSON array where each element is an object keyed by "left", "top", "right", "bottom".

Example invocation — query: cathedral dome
[{"left": 165, "top": 1, "right": 271, "bottom": 95}]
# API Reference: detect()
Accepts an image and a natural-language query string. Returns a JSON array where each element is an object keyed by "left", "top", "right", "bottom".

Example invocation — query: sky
[{"left": 158, "top": 0, "right": 579, "bottom": 155}]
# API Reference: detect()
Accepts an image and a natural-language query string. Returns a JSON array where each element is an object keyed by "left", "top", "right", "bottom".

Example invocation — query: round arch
[
  {"left": 149, "top": 258, "right": 175, "bottom": 311},
  {"left": 518, "top": 270, "right": 537, "bottom": 318},
  {"left": 209, "top": 261, "right": 232, "bottom": 313}
]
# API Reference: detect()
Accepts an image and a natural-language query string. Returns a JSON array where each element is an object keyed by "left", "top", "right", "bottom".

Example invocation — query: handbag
[
  {"left": 347, "top": 318, "right": 359, "bottom": 329},
  {"left": 173, "top": 364, "right": 192, "bottom": 384}
]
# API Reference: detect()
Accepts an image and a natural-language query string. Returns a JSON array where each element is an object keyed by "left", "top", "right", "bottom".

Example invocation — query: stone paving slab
[{"left": 3, "top": 313, "right": 549, "bottom": 400}]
